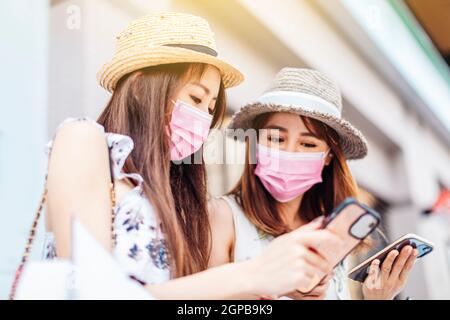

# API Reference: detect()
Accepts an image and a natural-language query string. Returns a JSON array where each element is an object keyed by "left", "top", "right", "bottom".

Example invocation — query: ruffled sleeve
[{"left": 105, "top": 132, "right": 143, "bottom": 194}]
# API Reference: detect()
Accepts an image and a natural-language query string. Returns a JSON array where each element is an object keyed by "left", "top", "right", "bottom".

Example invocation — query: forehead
[
  {"left": 264, "top": 112, "right": 309, "bottom": 132},
  {"left": 201, "top": 65, "right": 221, "bottom": 82}
]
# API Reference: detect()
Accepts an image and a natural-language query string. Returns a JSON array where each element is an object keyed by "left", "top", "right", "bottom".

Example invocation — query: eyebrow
[
  {"left": 264, "top": 125, "right": 288, "bottom": 132},
  {"left": 192, "top": 82, "right": 209, "bottom": 94},
  {"left": 191, "top": 82, "right": 218, "bottom": 100},
  {"left": 300, "top": 132, "right": 318, "bottom": 138},
  {"left": 264, "top": 125, "right": 318, "bottom": 138}
]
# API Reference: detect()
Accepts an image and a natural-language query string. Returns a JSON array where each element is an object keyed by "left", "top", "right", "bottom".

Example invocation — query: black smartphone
[{"left": 347, "top": 233, "right": 434, "bottom": 282}]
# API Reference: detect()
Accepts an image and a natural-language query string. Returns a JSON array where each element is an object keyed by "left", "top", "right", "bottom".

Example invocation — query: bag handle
[{"left": 9, "top": 150, "right": 117, "bottom": 300}]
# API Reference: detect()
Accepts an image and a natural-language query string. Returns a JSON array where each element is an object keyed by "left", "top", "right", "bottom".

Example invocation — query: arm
[
  {"left": 147, "top": 260, "right": 258, "bottom": 300},
  {"left": 46, "top": 121, "right": 113, "bottom": 258},
  {"left": 146, "top": 226, "right": 339, "bottom": 300}
]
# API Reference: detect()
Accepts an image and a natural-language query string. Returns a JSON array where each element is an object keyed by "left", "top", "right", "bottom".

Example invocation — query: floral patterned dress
[{"left": 43, "top": 117, "right": 170, "bottom": 285}]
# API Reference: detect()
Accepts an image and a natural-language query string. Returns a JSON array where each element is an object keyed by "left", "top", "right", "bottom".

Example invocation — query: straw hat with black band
[
  {"left": 97, "top": 12, "right": 244, "bottom": 92},
  {"left": 228, "top": 68, "right": 368, "bottom": 160}
]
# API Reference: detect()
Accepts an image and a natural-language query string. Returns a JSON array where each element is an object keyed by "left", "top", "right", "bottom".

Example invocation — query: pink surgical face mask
[
  {"left": 254, "top": 144, "right": 329, "bottom": 203},
  {"left": 168, "top": 100, "right": 213, "bottom": 161}
]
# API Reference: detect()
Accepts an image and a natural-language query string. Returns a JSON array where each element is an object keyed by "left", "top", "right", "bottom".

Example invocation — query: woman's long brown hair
[
  {"left": 97, "top": 63, "right": 226, "bottom": 277},
  {"left": 229, "top": 112, "right": 359, "bottom": 236}
]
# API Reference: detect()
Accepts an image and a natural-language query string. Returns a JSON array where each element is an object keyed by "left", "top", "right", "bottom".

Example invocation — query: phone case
[
  {"left": 347, "top": 234, "right": 434, "bottom": 282},
  {"left": 297, "top": 198, "right": 380, "bottom": 294}
]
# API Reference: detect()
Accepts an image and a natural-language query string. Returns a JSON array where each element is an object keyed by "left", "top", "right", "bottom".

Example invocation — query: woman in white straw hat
[
  {"left": 209, "top": 67, "right": 418, "bottom": 300},
  {"left": 10, "top": 14, "right": 344, "bottom": 299}
]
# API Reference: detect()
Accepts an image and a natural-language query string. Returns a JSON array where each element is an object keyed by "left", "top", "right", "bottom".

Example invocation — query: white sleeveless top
[
  {"left": 221, "top": 195, "right": 350, "bottom": 300},
  {"left": 43, "top": 117, "right": 170, "bottom": 285}
]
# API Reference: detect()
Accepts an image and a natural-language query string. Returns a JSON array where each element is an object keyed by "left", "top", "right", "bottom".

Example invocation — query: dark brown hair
[{"left": 97, "top": 63, "right": 226, "bottom": 277}]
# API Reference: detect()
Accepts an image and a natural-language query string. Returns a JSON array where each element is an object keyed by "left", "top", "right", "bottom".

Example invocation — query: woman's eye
[
  {"left": 268, "top": 136, "right": 283, "bottom": 143},
  {"left": 301, "top": 142, "right": 317, "bottom": 148},
  {"left": 190, "top": 95, "right": 202, "bottom": 104}
]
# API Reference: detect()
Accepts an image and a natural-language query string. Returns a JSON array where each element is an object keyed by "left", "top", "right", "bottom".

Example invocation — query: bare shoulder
[
  {"left": 208, "top": 197, "right": 236, "bottom": 266},
  {"left": 208, "top": 197, "right": 234, "bottom": 228},
  {"left": 209, "top": 199, "right": 235, "bottom": 258},
  {"left": 47, "top": 120, "right": 112, "bottom": 195},
  {"left": 52, "top": 121, "right": 107, "bottom": 152},
  {"left": 49, "top": 121, "right": 110, "bottom": 171}
]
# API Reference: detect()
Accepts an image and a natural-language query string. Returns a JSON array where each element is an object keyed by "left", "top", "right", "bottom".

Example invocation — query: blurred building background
[{"left": 1, "top": 0, "right": 450, "bottom": 299}]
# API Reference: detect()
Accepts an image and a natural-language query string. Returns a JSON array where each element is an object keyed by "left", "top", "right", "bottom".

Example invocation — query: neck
[{"left": 277, "top": 194, "right": 305, "bottom": 230}]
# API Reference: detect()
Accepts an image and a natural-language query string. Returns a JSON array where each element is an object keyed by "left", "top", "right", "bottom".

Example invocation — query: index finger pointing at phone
[{"left": 295, "top": 229, "right": 344, "bottom": 259}]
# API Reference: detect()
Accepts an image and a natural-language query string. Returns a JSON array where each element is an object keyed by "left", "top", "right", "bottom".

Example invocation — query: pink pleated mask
[
  {"left": 255, "top": 144, "right": 329, "bottom": 202},
  {"left": 168, "top": 100, "right": 213, "bottom": 161}
]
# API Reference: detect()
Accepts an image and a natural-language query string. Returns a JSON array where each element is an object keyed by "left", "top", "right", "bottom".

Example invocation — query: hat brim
[
  {"left": 228, "top": 102, "right": 368, "bottom": 160},
  {"left": 97, "top": 46, "right": 244, "bottom": 92}
]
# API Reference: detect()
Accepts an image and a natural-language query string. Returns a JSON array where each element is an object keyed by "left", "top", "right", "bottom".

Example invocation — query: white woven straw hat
[
  {"left": 228, "top": 68, "right": 368, "bottom": 160},
  {"left": 97, "top": 12, "right": 244, "bottom": 92}
]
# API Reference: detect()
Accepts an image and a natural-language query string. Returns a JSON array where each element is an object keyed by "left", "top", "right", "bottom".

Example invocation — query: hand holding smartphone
[
  {"left": 347, "top": 233, "right": 434, "bottom": 282},
  {"left": 296, "top": 198, "right": 381, "bottom": 294}
]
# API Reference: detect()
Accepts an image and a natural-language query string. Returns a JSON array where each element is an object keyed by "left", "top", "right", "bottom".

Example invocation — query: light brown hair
[{"left": 98, "top": 63, "right": 226, "bottom": 277}]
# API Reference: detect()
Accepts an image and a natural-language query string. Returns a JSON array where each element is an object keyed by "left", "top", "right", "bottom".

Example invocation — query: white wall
[
  {"left": 0, "top": 0, "right": 49, "bottom": 299},
  {"left": 48, "top": 0, "right": 133, "bottom": 134}
]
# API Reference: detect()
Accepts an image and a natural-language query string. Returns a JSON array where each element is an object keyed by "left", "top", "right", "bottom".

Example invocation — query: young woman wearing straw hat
[
  {"left": 10, "top": 14, "right": 345, "bottom": 299},
  {"left": 209, "top": 68, "right": 418, "bottom": 300}
]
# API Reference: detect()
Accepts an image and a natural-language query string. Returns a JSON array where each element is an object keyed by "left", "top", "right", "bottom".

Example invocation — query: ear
[{"left": 324, "top": 152, "right": 333, "bottom": 166}]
